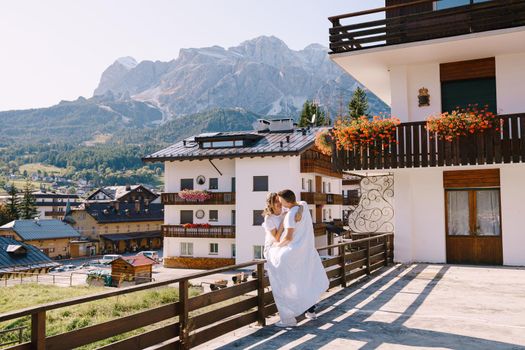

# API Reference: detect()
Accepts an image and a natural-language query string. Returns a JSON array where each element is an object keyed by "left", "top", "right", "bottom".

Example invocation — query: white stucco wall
[
  {"left": 235, "top": 156, "right": 301, "bottom": 263},
  {"left": 496, "top": 53, "right": 525, "bottom": 115},
  {"left": 500, "top": 165, "right": 525, "bottom": 266},
  {"left": 164, "top": 237, "right": 235, "bottom": 259},
  {"left": 392, "top": 164, "right": 524, "bottom": 266},
  {"left": 390, "top": 63, "right": 441, "bottom": 122},
  {"left": 164, "top": 159, "right": 236, "bottom": 193},
  {"left": 164, "top": 205, "right": 235, "bottom": 226}
]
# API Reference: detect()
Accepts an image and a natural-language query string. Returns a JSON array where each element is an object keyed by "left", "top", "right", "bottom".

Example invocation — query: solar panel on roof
[{"left": 197, "top": 132, "right": 221, "bottom": 137}]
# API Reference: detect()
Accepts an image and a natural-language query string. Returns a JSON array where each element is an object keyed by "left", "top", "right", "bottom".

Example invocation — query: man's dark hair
[{"left": 277, "top": 189, "right": 296, "bottom": 203}]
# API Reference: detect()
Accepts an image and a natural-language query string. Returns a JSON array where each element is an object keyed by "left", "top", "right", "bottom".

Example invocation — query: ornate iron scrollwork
[{"left": 347, "top": 174, "right": 394, "bottom": 233}]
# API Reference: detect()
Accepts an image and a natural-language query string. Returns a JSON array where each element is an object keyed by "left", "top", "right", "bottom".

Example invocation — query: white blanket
[{"left": 265, "top": 201, "right": 329, "bottom": 320}]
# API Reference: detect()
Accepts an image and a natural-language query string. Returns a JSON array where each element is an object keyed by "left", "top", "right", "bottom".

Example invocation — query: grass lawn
[
  {"left": 18, "top": 163, "right": 68, "bottom": 176},
  {"left": 0, "top": 284, "right": 199, "bottom": 349}
]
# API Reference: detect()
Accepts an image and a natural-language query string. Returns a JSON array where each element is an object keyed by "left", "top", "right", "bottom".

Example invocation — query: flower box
[
  {"left": 182, "top": 223, "right": 212, "bottom": 229},
  {"left": 333, "top": 115, "right": 400, "bottom": 151},
  {"left": 178, "top": 189, "right": 212, "bottom": 202},
  {"left": 426, "top": 106, "right": 498, "bottom": 142}
]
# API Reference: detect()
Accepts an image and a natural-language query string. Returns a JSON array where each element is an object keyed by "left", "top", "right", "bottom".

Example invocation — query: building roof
[
  {"left": 112, "top": 255, "right": 155, "bottom": 267},
  {"left": 86, "top": 185, "right": 158, "bottom": 202},
  {"left": 143, "top": 128, "right": 320, "bottom": 162},
  {"left": 33, "top": 192, "right": 80, "bottom": 199},
  {"left": 0, "top": 220, "right": 81, "bottom": 241},
  {"left": 0, "top": 237, "right": 59, "bottom": 273},
  {"left": 79, "top": 202, "right": 164, "bottom": 223}
]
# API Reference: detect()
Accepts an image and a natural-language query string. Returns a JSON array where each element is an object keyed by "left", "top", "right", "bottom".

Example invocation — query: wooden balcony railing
[
  {"left": 329, "top": 0, "right": 525, "bottom": 54},
  {"left": 44, "top": 211, "right": 65, "bottom": 217},
  {"left": 162, "top": 192, "right": 236, "bottom": 205},
  {"left": 301, "top": 150, "right": 342, "bottom": 178},
  {"left": 162, "top": 225, "right": 236, "bottom": 239},
  {"left": 0, "top": 234, "right": 392, "bottom": 350},
  {"left": 301, "top": 192, "right": 343, "bottom": 205},
  {"left": 313, "top": 222, "right": 327, "bottom": 236},
  {"left": 332, "top": 114, "right": 525, "bottom": 171}
]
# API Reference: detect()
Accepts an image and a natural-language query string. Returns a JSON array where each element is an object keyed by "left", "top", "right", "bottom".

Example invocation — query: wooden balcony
[
  {"left": 44, "top": 211, "right": 65, "bottom": 217},
  {"left": 313, "top": 223, "right": 327, "bottom": 236},
  {"left": 333, "top": 114, "right": 525, "bottom": 171},
  {"left": 301, "top": 150, "right": 342, "bottom": 178},
  {"left": 329, "top": 0, "right": 525, "bottom": 54},
  {"left": 301, "top": 192, "right": 343, "bottom": 205},
  {"left": 162, "top": 192, "right": 235, "bottom": 205},
  {"left": 162, "top": 225, "right": 235, "bottom": 239}
]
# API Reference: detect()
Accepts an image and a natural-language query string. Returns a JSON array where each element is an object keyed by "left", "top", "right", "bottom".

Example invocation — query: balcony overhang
[{"left": 330, "top": 27, "right": 525, "bottom": 105}]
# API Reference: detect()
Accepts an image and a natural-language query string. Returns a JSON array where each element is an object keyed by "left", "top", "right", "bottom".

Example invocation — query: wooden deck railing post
[
  {"left": 340, "top": 244, "right": 347, "bottom": 288},
  {"left": 31, "top": 311, "right": 46, "bottom": 350},
  {"left": 179, "top": 279, "right": 190, "bottom": 350},
  {"left": 256, "top": 263, "right": 266, "bottom": 326},
  {"left": 366, "top": 240, "right": 371, "bottom": 275}
]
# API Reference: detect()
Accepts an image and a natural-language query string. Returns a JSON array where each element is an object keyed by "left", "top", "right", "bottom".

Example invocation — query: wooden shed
[{"left": 110, "top": 255, "right": 155, "bottom": 286}]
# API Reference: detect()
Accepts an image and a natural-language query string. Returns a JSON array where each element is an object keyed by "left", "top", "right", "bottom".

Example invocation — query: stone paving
[{"left": 197, "top": 264, "right": 525, "bottom": 350}]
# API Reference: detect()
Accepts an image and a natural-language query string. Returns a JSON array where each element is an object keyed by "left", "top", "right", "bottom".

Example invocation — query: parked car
[
  {"left": 137, "top": 251, "right": 159, "bottom": 262},
  {"left": 100, "top": 254, "right": 121, "bottom": 264},
  {"left": 49, "top": 264, "right": 78, "bottom": 273}
]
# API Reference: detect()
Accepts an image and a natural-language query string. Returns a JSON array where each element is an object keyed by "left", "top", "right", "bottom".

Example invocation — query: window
[
  {"left": 308, "top": 179, "right": 313, "bottom": 192},
  {"left": 441, "top": 78, "right": 497, "bottom": 114},
  {"left": 253, "top": 210, "right": 264, "bottom": 226},
  {"left": 180, "top": 210, "right": 194, "bottom": 224},
  {"left": 180, "top": 178, "right": 194, "bottom": 190},
  {"left": 209, "top": 243, "right": 219, "bottom": 255},
  {"left": 253, "top": 245, "right": 263, "bottom": 259},
  {"left": 180, "top": 242, "right": 193, "bottom": 256},
  {"left": 201, "top": 140, "right": 244, "bottom": 148},
  {"left": 301, "top": 178, "right": 305, "bottom": 190},
  {"left": 435, "top": 0, "right": 489, "bottom": 10},
  {"left": 231, "top": 210, "right": 236, "bottom": 225},
  {"left": 49, "top": 248, "right": 55, "bottom": 253},
  {"left": 231, "top": 177, "right": 236, "bottom": 192},
  {"left": 231, "top": 244, "right": 236, "bottom": 258},
  {"left": 253, "top": 176, "right": 268, "bottom": 192},
  {"left": 322, "top": 181, "right": 326, "bottom": 193},
  {"left": 209, "top": 210, "right": 218, "bottom": 222},
  {"left": 446, "top": 189, "right": 501, "bottom": 236},
  {"left": 328, "top": 182, "right": 331, "bottom": 193},
  {"left": 209, "top": 178, "right": 218, "bottom": 190}
]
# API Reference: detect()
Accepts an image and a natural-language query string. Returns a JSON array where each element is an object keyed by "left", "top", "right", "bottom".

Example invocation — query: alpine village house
[
  {"left": 144, "top": 120, "right": 344, "bottom": 269},
  {"left": 69, "top": 185, "right": 163, "bottom": 255},
  {"left": 328, "top": 0, "right": 525, "bottom": 266}
]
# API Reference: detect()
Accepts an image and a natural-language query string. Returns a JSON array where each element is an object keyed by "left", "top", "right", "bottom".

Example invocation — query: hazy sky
[{"left": 0, "top": 1, "right": 382, "bottom": 111}]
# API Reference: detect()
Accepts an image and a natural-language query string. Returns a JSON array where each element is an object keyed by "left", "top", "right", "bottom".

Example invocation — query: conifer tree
[
  {"left": 298, "top": 100, "right": 328, "bottom": 127},
  {"left": 5, "top": 184, "right": 20, "bottom": 222},
  {"left": 348, "top": 87, "right": 370, "bottom": 119},
  {"left": 19, "top": 181, "right": 38, "bottom": 219}
]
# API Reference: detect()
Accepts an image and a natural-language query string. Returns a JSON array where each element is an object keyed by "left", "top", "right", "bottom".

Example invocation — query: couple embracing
[{"left": 261, "top": 189, "right": 329, "bottom": 327}]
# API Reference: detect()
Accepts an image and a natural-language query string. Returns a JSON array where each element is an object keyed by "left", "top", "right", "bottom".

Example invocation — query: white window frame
[
  {"left": 209, "top": 243, "right": 219, "bottom": 255},
  {"left": 180, "top": 242, "right": 194, "bottom": 256},
  {"left": 253, "top": 245, "right": 263, "bottom": 259}
]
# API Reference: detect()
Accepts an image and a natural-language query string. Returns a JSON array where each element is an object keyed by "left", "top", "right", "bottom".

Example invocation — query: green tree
[
  {"left": 298, "top": 100, "right": 328, "bottom": 127},
  {"left": 19, "top": 181, "right": 38, "bottom": 219},
  {"left": 4, "top": 183, "right": 20, "bottom": 222},
  {"left": 348, "top": 87, "right": 370, "bottom": 119}
]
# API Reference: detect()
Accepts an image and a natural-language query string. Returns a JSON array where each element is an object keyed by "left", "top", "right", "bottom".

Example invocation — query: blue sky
[{"left": 0, "top": 1, "right": 382, "bottom": 111}]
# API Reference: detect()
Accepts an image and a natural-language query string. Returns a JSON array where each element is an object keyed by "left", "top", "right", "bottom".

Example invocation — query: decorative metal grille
[{"left": 346, "top": 174, "right": 394, "bottom": 233}]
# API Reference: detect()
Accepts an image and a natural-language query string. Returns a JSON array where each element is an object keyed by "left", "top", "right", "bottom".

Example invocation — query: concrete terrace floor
[{"left": 196, "top": 264, "right": 525, "bottom": 350}]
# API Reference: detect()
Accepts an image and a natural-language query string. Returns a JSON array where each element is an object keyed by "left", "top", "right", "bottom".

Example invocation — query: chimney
[
  {"left": 301, "top": 128, "right": 307, "bottom": 136},
  {"left": 125, "top": 184, "right": 131, "bottom": 191},
  {"left": 113, "top": 201, "right": 119, "bottom": 211},
  {"left": 135, "top": 200, "right": 140, "bottom": 212},
  {"left": 286, "top": 136, "right": 290, "bottom": 143}
]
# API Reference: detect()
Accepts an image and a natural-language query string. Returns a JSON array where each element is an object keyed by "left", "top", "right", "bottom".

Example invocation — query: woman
[
  {"left": 264, "top": 189, "right": 329, "bottom": 327},
  {"left": 261, "top": 192, "right": 302, "bottom": 259}
]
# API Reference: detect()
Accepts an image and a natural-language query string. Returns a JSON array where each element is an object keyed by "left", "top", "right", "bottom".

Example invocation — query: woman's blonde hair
[{"left": 262, "top": 192, "right": 279, "bottom": 217}]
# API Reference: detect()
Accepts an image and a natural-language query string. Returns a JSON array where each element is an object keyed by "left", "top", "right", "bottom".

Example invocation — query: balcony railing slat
[
  {"left": 511, "top": 115, "right": 521, "bottom": 163},
  {"left": 520, "top": 115, "right": 525, "bottom": 162}
]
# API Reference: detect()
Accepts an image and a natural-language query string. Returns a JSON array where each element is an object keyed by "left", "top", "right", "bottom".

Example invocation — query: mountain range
[{"left": 0, "top": 36, "right": 389, "bottom": 146}]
